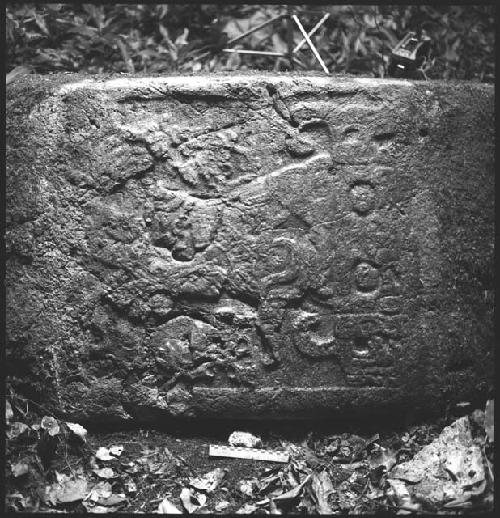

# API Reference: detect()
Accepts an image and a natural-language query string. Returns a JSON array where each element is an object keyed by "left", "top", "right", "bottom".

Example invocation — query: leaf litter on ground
[{"left": 5, "top": 397, "right": 495, "bottom": 514}]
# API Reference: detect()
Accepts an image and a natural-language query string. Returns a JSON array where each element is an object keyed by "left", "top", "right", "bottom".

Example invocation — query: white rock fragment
[{"left": 228, "top": 431, "right": 262, "bottom": 448}]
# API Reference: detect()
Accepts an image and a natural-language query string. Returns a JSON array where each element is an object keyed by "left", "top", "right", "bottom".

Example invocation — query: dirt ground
[{"left": 5, "top": 396, "right": 494, "bottom": 515}]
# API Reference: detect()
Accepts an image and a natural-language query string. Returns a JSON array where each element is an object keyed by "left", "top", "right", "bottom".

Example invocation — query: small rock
[
  {"left": 46, "top": 477, "right": 88, "bottom": 505},
  {"left": 7, "top": 422, "right": 29, "bottom": 440},
  {"left": 228, "top": 431, "right": 262, "bottom": 448}
]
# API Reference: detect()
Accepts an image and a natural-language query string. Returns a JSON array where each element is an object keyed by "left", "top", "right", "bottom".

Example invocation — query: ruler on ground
[{"left": 209, "top": 444, "right": 289, "bottom": 463}]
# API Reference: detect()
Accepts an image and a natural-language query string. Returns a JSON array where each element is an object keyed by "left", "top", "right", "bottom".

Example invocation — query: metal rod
[
  {"left": 227, "top": 14, "right": 285, "bottom": 46},
  {"left": 223, "top": 49, "right": 286, "bottom": 57},
  {"left": 286, "top": 6, "right": 295, "bottom": 70},
  {"left": 293, "top": 13, "right": 330, "bottom": 53},
  {"left": 292, "top": 15, "right": 329, "bottom": 74}
]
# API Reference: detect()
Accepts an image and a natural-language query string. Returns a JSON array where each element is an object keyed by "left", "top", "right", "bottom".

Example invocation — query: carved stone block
[{"left": 6, "top": 74, "right": 494, "bottom": 422}]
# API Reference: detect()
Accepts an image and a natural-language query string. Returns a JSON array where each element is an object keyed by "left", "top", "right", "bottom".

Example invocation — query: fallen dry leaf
[
  {"left": 443, "top": 496, "right": 473, "bottom": 510},
  {"left": 6, "top": 400, "right": 14, "bottom": 424},
  {"left": 236, "top": 502, "right": 258, "bottom": 514},
  {"left": 7, "top": 422, "right": 29, "bottom": 440},
  {"left": 83, "top": 502, "right": 112, "bottom": 513},
  {"left": 257, "top": 474, "right": 312, "bottom": 507},
  {"left": 93, "top": 467, "right": 115, "bottom": 479},
  {"left": 86, "top": 481, "right": 112, "bottom": 502},
  {"left": 269, "top": 497, "right": 282, "bottom": 514},
  {"left": 238, "top": 479, "right": 255, "bottom": 497},
  {"left": 189, "top": 467, "right": 226, "bottom": 493},
  {"left": 180, "top": 487, "right": 206, "bottom": 514},
  {"left": 46, "top": 478, "right": 88, "bottom": 505},
  {"left": 303, "top": 445, "right": 323, "bottom": 469},
  {"left": 484, "top": 399, "right": 494, "bottom": 443},
  {"left": 158, "top": 496, "right": 182, "bottom": 514},
  {"left": 386, "top": 478, "right": 421, "bottom": 512},
  {"left": 310, "top": 471, "right": 334, "bottom": 514},
  {"left": 214, "top": 500, "right": 230, "bottom": 512},
  {"left": 368, "top": 446, "right": 397, "bottom": 472},
  {"left": 66, "top": 422, "right": 87, "bottom": 442},
  {"left": 55, "top": 471, "right": 70, "bottom": 484},
  {"left": 95, "top": 447, "right": 114, "bottom": 461},
  {"left": 11, "top": 462, "right": 30, "bottom": 478},
  {"left": 96, "top": 494, "right": 127, "bottom": 507},
  {"left": 41, "top": 416, "right": 60, "bottom": 436},
  {"left": 125, "top": 480, "right": 137, "bottom": 493},
  {"left": 109, "top": 445, "right": 124, "bottom": 457}
]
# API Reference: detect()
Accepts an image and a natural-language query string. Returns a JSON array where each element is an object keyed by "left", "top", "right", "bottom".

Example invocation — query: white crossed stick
[
  {"left": 293, "top": 13, "right": 330, "bottom": 53},
  {"left": 222, "top": 10, "right": 330, "bottom": 74},
  {"left": 292, "top": 14, "right": 330, "bottom": 74}
]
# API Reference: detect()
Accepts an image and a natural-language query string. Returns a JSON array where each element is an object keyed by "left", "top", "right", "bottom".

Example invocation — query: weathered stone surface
[
  {"left": 6, "top": 73, "right": 494, "bottom": 422},
  {"left": 389, "top": 416, "right": 485, "bottom": 506}
]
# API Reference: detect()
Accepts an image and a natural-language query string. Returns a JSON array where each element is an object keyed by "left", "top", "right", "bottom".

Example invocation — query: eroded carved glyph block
[{"left": 6, "top": 74, "right": 494, "bottom": 421}]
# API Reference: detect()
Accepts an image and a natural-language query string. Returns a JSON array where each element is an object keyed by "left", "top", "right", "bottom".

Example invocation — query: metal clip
[{"left": 388, "top": 31, "right": 432, "bottom": 79}]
